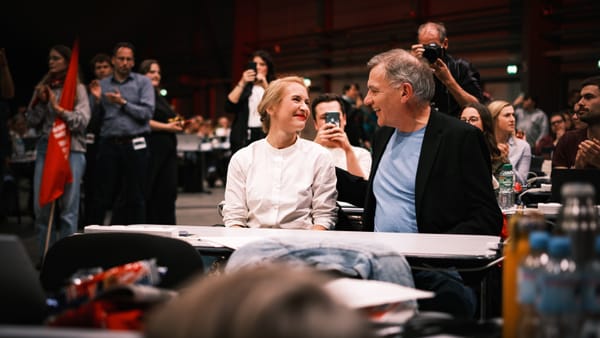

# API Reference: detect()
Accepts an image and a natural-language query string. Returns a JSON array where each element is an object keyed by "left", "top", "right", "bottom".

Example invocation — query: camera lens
[{"left": 422, "top": 43, "right": 442, "bottom": 64}]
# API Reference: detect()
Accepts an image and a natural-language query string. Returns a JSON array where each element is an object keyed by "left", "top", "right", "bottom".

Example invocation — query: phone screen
[{"left": 325, "top": 112, "right": 340, "bottom": 127}]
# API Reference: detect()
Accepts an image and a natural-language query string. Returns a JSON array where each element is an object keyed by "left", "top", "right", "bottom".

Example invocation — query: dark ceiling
[{"left": 3, "top": 0, "right": 234, "bottom": 107}]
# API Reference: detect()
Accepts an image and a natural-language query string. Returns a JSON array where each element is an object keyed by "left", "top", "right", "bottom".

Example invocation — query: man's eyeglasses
[{"left": 460, "top": 116, "right": 480, "bottom": 124}]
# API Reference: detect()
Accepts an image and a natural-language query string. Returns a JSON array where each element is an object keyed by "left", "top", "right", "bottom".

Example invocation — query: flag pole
[{"left": 43, "top": 201, "right": 56, "bottom": 260}]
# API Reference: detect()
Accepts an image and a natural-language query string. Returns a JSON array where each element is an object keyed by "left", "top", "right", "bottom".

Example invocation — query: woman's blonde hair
[
  {"left": 487, "top": 100, "right": 512, "bottom": 120},
  {"left": 257, "top": 76, "right": 306, "bottom": 133}
]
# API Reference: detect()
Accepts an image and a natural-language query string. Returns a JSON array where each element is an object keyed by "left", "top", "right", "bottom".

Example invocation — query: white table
[{"left": 84, "top": 225, "right": 500, "bottom": 265}]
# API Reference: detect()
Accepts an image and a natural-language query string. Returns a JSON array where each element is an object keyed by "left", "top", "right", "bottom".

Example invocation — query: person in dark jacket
[{"left": 224, "top": 50, "right": 276, "bottom": 154}]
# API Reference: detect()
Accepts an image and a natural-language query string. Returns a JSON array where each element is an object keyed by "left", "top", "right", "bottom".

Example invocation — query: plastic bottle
[
  {"left": 502, "top": 211, "right": 545, "bottom": 338},
  {"left": 498, "top": 163, "right": 515, "bottom": 210},
  {"left": 536, "top": 236, "right": 580, "bottom": 338},
  {"left": 580, "top": 236, "right": 600, "bottom": 338},
  {"left": 516, "top": 230, "right": 550, "bottom": 338},
  {"left": 14, "top": 137, "right": 25, "bottom": 157},
  {"left": 559, "top": 182, "right": 600, "bottom": 265}
]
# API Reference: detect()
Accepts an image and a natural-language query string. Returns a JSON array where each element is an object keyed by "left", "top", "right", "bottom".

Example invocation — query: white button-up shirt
[{"left": 223, "top": 137, "right": 338, "bottom": 229}]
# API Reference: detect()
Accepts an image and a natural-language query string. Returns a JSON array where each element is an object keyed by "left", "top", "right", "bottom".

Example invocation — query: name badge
[{"left": 132, "top": 137, "right": 147, "bottom": 150}]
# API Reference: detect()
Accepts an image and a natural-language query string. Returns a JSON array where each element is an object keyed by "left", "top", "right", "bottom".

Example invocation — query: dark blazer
[
  {"left": 224, "top": 83, "right": 253, "bottom": 154},
  {"left": 362, "top": 109, "right": 502, "bottom": 236}
]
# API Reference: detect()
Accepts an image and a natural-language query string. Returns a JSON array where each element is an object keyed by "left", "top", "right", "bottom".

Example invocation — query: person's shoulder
[
  {"left": 98, "top": 76, "right": 112, "bottom": 86},
  {"left": 563, "top": 127, "right": 587, "bottom": 140},
  {"left": 351, "top": 145, "right": 371, "bottom": 156},
  {"left": 299, "top": 137, "right": 329, "bottom": 153},
  {"left": 131, "top": 72, "right": 151, "bottom": 83},
  {"left": 514, "top": 136, "right": 531, "bottom": 149},
  {"left": 432, "top": 109, "right": 469, "bottom": 130},
  {"left": 234, "top": 139, "right": 264, "bottom": 157},
  {"left": 446, "top": 53, "right": 474, "bottom": 68}
]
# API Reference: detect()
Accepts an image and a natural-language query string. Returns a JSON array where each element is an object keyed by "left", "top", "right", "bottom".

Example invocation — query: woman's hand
[
  {"left": 310, "top": 224, "right": 327, "bottom": 231},
  {"left": 240, "top": 69, "right": 256, "bottom": 86},
  {"left": 47, "top": 86, "right": 66, "bottom": 115},
  {"left": 35, "top": 85, "right": 49, "bottom": 103},
  {"left": 255, "top": 73, "right": 268, "bottom": 89}
]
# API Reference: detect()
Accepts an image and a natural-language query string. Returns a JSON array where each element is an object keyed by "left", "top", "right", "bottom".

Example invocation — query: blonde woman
[
  {"left": 223, "top": 76, "right": 337, "bottom": 230},
  {"left": 488, "top": 100, "right": 531, "bottom": 185}
]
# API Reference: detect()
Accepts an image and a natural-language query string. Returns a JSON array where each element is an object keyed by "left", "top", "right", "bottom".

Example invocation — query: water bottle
[
  {"left": 498, "top": 163, "right": 515, "bottom": 210},
  {"left": 580, "top": 235, "right": 600, "bottom": 338},
  {"left": 517, "top": 230, "right": 550, "bottom": 338},
  {"left": 536, "top": 236, "right": 580, "bottom": 338},
  {"left": 13, "top": 137, "right": 25, "bottom": 157},
  {"left": 559, "top": 182, "right": 600, "bottom": 265},
  {"left": 503, "top": 212, "right": 546, "bottom": 338}
]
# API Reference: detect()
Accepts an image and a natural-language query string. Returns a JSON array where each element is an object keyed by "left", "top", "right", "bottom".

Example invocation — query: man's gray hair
[{"left": 367, "top": 49, "right": 435, "bottom": 103}]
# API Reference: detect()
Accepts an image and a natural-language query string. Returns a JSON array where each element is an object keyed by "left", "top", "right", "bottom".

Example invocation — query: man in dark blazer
[{"left": 360, "top": 48, "right": 503, "bottom": 318}]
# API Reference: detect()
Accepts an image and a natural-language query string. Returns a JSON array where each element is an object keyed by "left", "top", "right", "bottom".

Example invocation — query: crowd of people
[{"left": 1, "top": 18, "right": 599, "bottom": 327}]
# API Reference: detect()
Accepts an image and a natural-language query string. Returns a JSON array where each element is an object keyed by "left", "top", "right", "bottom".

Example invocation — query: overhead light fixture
[{"left": 506, "top": 65, "right": 518, "bottom": 75}]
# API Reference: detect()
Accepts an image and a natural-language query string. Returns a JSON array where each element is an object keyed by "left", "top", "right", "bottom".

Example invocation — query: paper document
[{"left": 324, "top": 278, "right": 434, "bottom": 309}]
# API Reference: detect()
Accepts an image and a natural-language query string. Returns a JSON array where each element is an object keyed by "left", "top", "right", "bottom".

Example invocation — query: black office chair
[{"left": 39, "top": 232, "right": 205, "bottom": 293}]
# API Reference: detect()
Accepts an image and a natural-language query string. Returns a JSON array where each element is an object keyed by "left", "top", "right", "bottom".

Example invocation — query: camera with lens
[{"left": 422, "top": 43, "right": 444, "bottom": 64}]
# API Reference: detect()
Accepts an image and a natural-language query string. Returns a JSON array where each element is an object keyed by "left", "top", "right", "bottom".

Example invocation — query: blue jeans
[
  {"left": 225, "top": 237, "right": 416, "bottom": 306},
  {"left": 33, "top": 138, "right": 86, "bottom": 257}
]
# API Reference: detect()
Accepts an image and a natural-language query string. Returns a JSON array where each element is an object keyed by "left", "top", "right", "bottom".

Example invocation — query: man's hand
[
  {"left": 314, "top": 122, "right": 351, "bottom": 151},
  {"left": 431, "top": 58, "right": 453, "bottom": 85},
  {"left": 89, "top": 80, "right": 102, "bottom": 103},
  {"left": 104, "top": 89, "right": 126, "bottom": 106},
  {"left": 410, "top": 43, "right": 424, "bottom": 58},
  {"left": 575, "top": 138, "right": 600, "bottom": 168}
]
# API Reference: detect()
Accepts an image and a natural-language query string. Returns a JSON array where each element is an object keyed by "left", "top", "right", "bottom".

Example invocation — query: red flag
[{"left": 39, "top": 39, "right": 79, "bottom": 206}]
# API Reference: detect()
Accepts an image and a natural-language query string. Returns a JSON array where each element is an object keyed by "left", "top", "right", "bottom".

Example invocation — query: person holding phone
[
  {"left": 225, "top": 50, "right": 276, "bottom": 154},
  {"left": 312, "top": 93, "right": 372, "bottom": 180}
]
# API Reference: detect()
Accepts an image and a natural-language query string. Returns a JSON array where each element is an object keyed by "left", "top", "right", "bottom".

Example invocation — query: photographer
[
  {"left": 225, "top": 50, "right": 276, "bottom": 154},
  {"left": 411, "top": 22, "right": 483, "bottom": 118}
]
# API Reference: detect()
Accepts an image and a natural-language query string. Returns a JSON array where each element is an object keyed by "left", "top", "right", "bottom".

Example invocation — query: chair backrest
[
  {"left": 0, "top": 235, "right": 47, "bottom": 324},
  {"left": 39, "top": 232, "right": 205, "bottom": 293}
]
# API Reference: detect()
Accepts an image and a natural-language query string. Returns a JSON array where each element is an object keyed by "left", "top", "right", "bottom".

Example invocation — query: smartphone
[
  {"left": 325, "top": 112, "right": 340, "bottom": 127},
  {"left": 246, "top": 61, "right": 257, "bottom": 72}
]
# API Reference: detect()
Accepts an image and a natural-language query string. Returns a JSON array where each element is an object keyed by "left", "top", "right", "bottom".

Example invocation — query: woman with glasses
[
  {"left": 26, "top": 45, "right": 90, "bottom": 258},
  {"left": 460, "top": 102, "right": 509, "bottom": 189},
  {"left": 534, "top": 112, "right": 568, "bottom": 161}
]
